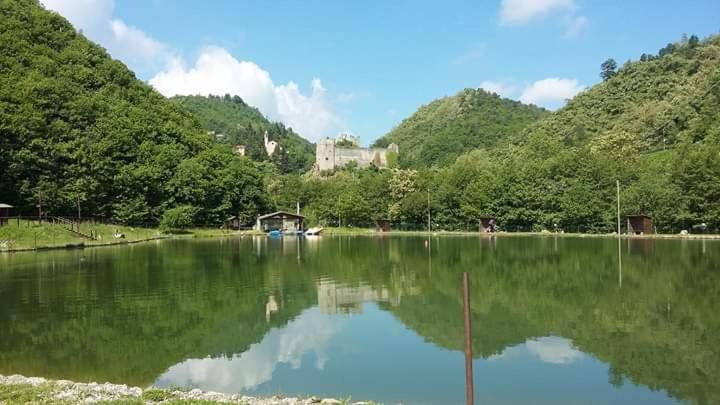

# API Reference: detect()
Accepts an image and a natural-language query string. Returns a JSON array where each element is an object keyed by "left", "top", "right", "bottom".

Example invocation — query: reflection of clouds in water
[
  {"left": 156, "top": 308, "right": 340, "bottom": 392},
  {"left": 526, "top": 336, "right": 583, "bottom": 364},
  {"left": 487, "top": 336, "right": 583, "bottom": 365}
]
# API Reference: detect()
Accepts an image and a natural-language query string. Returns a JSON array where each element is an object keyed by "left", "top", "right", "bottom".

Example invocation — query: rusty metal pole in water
[{"left": 463, "top": 271, "right": 474, "bottom": 405}]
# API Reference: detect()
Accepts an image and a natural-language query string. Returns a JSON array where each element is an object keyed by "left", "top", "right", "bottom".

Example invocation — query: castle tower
[{"left": 316, "top": 138, "right": 336, "bottom": 171}]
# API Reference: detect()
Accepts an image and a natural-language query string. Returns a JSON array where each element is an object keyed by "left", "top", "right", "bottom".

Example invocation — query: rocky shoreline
[{"left": 0, "top": 375, "right": 375, "bottom": 404}]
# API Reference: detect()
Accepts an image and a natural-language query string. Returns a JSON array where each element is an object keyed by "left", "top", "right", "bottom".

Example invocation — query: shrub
[{"left": 160, "top": 206, "right": 197, "bottom": 233}]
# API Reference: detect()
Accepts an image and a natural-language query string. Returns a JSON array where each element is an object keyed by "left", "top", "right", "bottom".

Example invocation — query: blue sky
[{"left": 42, "top": 0, "right": 720, "bottom": 144}]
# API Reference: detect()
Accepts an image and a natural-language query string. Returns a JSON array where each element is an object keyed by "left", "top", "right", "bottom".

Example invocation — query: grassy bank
[
  {"left": 3, "top": 222, "right": 718, "bottom": 253},
  {"left": 0, "top": 375, "right": 369, "bottom": 405},
  {"left": 0, "top": 220, "right": 261, "bottom": 252},
  {"left": 320, "top": 227, "right": 720, "bottom": 240}
]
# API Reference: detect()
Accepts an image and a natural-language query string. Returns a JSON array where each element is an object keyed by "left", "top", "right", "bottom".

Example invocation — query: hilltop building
[
  {"left": 316, "top": 136, "right": 398, "bottom": 171},
  {"left": 263, "top": 131, "right": 278, "bottom": 156}
]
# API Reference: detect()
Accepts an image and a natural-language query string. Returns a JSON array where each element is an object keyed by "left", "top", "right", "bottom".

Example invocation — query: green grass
[
  {"left": 0, "top": 383, "right": 63, "bottom": 404},
  {"left": 0, "top": 381, "right": 378, "bottom": 404},
  {"left": 0, "top": 220, "right": 262, "bottom": 251},
  {"left": 141, "top": 388, "right": 175, "bottom": 401},
  {"left": 0, "top": 220, "right": 160, "bottom": 251}
]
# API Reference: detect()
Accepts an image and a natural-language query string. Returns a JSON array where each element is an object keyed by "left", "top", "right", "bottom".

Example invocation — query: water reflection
[
  {"left": 0, "top": 236, "right": 718, "bottom": 404},
  {"left": 157, "top": 308, "right": 341, "bottom": 392},
  {"left": 524, "top": 337, "right": 583, "bottom": 365}
]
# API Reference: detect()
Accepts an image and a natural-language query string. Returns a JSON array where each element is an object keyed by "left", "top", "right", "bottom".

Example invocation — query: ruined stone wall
[
  {"left": 315, "top": 139, "right": 398, "bottom": 171},
  {"left": 334, "top": 148, "right": 387, "bottom": 168}
]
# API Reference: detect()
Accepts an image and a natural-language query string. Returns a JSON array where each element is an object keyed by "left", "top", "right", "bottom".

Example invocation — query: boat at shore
[{"left": 305, "top": 227, "right": 323, "bottom": 236}]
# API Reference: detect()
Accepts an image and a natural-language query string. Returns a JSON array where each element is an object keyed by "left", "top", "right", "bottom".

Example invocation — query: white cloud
[
  {"left": 480, "top": 81, "right": 518, "bottom": 98},
  {"left": 519, "top": 77, "right": 585, "bottom": 108},
  {"left": 40, "top": 0, "right": 168, "bottom": 74},
  {"left": 499, "top": 0, "right": 575, "bottom": 24},
  {"left": 41, "top": 1, "right": 347, "bottom": 141},
  {"left": 150, "top": 47, "right": 345, "bottom": 141},
  {"left": 526, "top": 336, "right": 583, "bottom": 364},
  {"left": 156, "top": 308, "right": 341, "bottom": 392},
  {"left": 564, "top": 15, "right": 589, "bottom": 38}
]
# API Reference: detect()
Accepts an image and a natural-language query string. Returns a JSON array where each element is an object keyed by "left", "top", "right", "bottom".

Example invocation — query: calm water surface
[{"left": 1, "top": 236, "right": 718, "bottom": 404}]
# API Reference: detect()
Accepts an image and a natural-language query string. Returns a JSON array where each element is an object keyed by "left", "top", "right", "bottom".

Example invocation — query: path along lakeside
[{"left": 3, "top": 226, "right": 720, "bottom": 254}]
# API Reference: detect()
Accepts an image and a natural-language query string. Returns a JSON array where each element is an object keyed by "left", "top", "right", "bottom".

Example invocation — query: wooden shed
[
  {"left": 479, "top": 217, "right": 497, "bottom": 233},
  {"left": 375, "top": 219, "right": 391, "bottom": 233},
  {"left": 626, "top": 215, "right": 654, "bottom": 235},
  {"left": 255, "top": 211, "right": 305, "bottom": 233},
  {"left": 226, "top": 216, "right": 242, "bottom": 230},
  {"left": 0, "top": 203, "right": 12, "bottom": 226}
]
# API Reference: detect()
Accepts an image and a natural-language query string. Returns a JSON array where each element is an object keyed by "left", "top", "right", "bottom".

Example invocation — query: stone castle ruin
[{"left": 316, "top": 135, "right": 399, "bottom": 171}]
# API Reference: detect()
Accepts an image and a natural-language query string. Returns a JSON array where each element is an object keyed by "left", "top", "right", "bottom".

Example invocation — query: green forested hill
[
  {"left": 0, "top": 0, "right": 269, "bottom": 224},
  {"left": 524, "top": 35, "right": 720, "bottom": 152},
  {"left": 373, "top": 88, "right": 548, "bottom": 167},
  {"left": 283, "top": 35, "right": 720, "bottom": 233},
  {"left": 171, "top": 95, "right": 315, "bottom": 173}
]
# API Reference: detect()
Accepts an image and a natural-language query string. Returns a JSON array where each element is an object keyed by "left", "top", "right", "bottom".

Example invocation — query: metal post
[{"left": 463, "top": 271, "right": 474, "bottom": 405}]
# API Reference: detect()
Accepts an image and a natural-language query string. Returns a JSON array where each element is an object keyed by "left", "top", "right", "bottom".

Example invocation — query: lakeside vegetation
[
  {"left": 0, "top": 376, "right": 366, "bottom": 404},
  {"left": 0, "top": 219, "right": 256, "bottom": 251},
  {"left": 1, "top": 0, "right": 719, "bottom": 240}
]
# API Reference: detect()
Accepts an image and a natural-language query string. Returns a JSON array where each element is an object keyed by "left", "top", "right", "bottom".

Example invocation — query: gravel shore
[{"left": 0, "top": 374, "right": 377, "bottom": 404}]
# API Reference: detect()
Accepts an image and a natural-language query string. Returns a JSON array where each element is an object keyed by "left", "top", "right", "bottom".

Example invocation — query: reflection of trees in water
[
  {"left": 0, "top": 236, "right": 718, "bottom": 403},
  {"left": 387, "top": 236, "right": 720, "bottom": 404}
]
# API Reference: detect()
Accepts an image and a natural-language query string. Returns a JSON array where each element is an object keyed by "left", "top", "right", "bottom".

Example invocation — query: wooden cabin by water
[
  {"left": 626, "top": 215, "right": 655, "bottom": 235},
  {"left": 255, "top": 211, "right": 305, "bottom": 233},
  {"left": 0, "top": 204, "right": 12, "bottom": 226},
  {"left": 479, "top": 217, "right": 497, "bottom": 233},
  {"left": 226, "top": 216, "right": 242, "bottom": 230},
  {"left": 375, "top": 219, "right": 391, "bottom": 233}
]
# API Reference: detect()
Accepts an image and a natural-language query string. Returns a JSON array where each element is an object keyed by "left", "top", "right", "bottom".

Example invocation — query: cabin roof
[
  {"left": 626, "top": 214, "right": 652, "bottom": 219},
  {"left": 257, "top": 211, "right": 305, "bottom": 221},
  {"left": 0, "top": 203, "right": 13, "bottom": 208}
]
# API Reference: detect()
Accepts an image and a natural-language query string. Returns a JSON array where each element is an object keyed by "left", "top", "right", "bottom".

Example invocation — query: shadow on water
[{"left": 0, "top": 235, "right": 718, "bottom": 404}]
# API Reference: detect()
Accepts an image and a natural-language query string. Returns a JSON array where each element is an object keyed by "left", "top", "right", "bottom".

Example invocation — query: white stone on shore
[{"left": 0, "top": 374, "right": 378, "bottom": 404}]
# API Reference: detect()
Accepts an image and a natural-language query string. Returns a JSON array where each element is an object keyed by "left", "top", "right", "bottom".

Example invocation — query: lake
[{"left": 0, "top": 235, "right": 718, "bottom": 404}]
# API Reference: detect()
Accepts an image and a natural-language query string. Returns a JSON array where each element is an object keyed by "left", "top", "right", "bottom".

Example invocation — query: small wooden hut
[
  {"left": 255, "top": 211, "right": 305, "bottom": 233},
  {"left": 0, "top": 203, "right": 12, "bottom": 226},
  {"left": 479, "top": 217, "right": 497, "bottom": 233},
  {"left": 626, "top": 215, "right": 654, "bottom": 235},
  {"left": 226, "top": 216, "right": 241, "bottom": 230},
  {"left": 375, "top": 219, "right": 391, "bottom": 233}
]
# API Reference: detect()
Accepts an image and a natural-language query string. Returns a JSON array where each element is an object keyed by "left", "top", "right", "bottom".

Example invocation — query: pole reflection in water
[
  {"left": 618, "top": 237, "right": 623, "bottom": 288},
  {"left": 463, "top": 271, "right": 474, "bottom": 405}
]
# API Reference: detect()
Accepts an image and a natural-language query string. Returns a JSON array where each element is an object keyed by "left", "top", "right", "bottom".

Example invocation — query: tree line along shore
[{"left": 1, "top": 1, "right": 719, "bottom": 242}]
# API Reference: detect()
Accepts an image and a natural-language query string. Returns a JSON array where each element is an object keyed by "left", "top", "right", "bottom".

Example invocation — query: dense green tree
[{"left": 600, "top": 58, "right": 618, "bottom": 81}]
